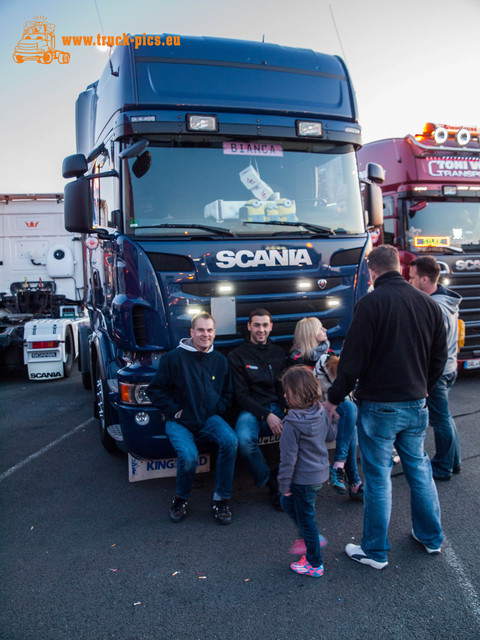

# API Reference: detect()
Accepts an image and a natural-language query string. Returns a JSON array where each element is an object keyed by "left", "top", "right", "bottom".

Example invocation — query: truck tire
[
  {"left": 94, "top": 360, "right": 117, "bottom": 453},
  {"left": 81, "top": 370, "right": 92, "bottom": 390},
  {"left": 63, "top": 327, "right": 74, "bottom": 378}
]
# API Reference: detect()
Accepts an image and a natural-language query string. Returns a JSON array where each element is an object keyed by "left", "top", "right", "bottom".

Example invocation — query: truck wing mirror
[
  {"left": 364, "top": 182, "right": 383, "bottom": 229},
  {"left": 367, "top": 162, "right": 385, "bottom": 184},
  {"left": 132, "top": 151, "right": 152, "bottom": 178},
  {"left": 62, "top": 154, "right": 88, "bottom": 179},
  {"left": 64, "top": 177, "right": 93, "bottom": 233}
]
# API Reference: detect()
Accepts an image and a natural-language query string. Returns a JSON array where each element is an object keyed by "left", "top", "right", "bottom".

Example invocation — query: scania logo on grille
[
  {"left": 455, "top": 259, "right": 480, "bottom": 271},
  {"left": 215, "top": 248, "right": 313, "bottom": 269},
  {"left": 317, "top": 279, "right": 327, "bottom": 290}
]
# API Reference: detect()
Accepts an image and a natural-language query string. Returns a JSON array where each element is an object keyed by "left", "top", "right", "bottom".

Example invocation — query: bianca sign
[{"left": 223, "top": 142, "right": 283, "bottom": 157}]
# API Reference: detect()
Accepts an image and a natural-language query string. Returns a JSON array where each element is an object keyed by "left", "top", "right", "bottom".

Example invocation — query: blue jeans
[
  {"left": 427, "top": 371, "right": 461, "bottom": 478},
  {"left": 335, "top": 398, "right": 361, "bottom": 486},
  {"left": 280, "top": 484, "right": 323, "bottom": 568},
  {"left": 235, "top": 402, "right": 283, "bottom": 487},
  {"left": 165, "top": 415, "right": 238, "bottom": 501},
  {"left": 357, "top": 399, "right": 443, "bottom": 562}
]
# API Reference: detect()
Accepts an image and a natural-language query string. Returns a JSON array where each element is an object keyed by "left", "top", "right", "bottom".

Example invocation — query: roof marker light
[
  {"left": 433, "top": 127, "right": 448, "bottom": 145},
  {"left": 186, "top": 114, "right": 218, "bottom": 132},
  {"left": 456, "top": 128, "right": 471, "bottom": 146},
  {"left": 296, "top": 121, "right": 323, "bottom": 137}
]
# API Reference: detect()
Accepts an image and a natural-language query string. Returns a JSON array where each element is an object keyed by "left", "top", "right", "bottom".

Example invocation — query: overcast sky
[{"left": 1, "top": 0, "right": 479, "bottom": 194}]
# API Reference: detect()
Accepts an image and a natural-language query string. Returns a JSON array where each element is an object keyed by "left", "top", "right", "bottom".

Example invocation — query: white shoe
[
  {"left": 345, "top": 543, "right": 388, "bottom": 569},
  {"left": 411, "top": 530, "right": 441, "bottom": 555}
]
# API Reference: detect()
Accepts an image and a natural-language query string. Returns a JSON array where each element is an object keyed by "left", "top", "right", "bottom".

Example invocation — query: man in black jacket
[
  {"left": 228, "top": 308, "right": 286, "bottom": 506},
  {"left": 147, "top": 312, "right": 237, "bottom": 525},
  {"left": 324, "top": 245, "right": 447, "bottom": 569}
]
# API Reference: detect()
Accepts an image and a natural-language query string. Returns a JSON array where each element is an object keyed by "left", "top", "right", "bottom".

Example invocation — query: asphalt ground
[{"left": 0, "top": 366, "right": 479, "bottom": 640}]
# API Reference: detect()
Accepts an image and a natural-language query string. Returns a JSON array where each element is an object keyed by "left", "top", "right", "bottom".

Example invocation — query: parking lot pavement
[{"left": 0, "top": 368, "right": 479, "bottom": 640}]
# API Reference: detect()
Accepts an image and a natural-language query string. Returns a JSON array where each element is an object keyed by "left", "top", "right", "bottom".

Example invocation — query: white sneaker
[
  {"left": 345, "top": 543, "right": 388, "bottom": 570},
  {"left": 411, "top": 530, "right": 441, "bottom": 555}
]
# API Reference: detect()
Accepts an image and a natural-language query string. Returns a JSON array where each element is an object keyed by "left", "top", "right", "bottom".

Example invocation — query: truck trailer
[
  {"left": 357, "top": 123, "right": 480, "bottom": 370},
  {"left": 0, "top": 194, "right": 85, "bottom": 379},
  {"left": 62, "top": 34, "right": 383, "bottom": 463}
]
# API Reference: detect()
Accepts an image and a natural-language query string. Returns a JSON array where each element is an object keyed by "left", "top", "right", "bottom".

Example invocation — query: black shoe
[
  {"left": 433, "top": 474, "right": 451, "bottom": 482},
  {"left": 212, "top": 500, "right": 232, "bottom": 525},
  {"left": 169, "top": 496, "right": 188, "bottom": 522},
  {"left": 453, "top": 465, "right": 462, "bottom": 474}
]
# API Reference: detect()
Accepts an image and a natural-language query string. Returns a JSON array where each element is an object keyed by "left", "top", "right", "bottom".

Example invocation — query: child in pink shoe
[{"left": 278, "top": 366, "right": 337, "bottom": 577}]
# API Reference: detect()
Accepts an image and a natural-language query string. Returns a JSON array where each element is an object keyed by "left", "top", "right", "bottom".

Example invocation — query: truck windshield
[
  {"left": 407, "top": 200, "right": 480, "bottom": 252},
  {"left": 123, "top": 139, "right": 364, "bottom": 237}
]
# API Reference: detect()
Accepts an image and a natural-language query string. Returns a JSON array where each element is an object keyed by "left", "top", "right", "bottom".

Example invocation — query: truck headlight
[{"left": 119, "top": 382, "right": 152, "bottom": 405}]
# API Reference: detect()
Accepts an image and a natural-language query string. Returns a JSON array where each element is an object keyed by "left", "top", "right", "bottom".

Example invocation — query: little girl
[
  {"left": 288, "top": 317, "right": 363, "bottom": 499},
  {"left": 278, "top": 365, "right": 337, "bottom": 578}
]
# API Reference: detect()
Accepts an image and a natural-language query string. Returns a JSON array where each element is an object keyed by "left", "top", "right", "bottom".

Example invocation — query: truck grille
[{"left": 441, "top": 273, "right": 480, "bottom": 360}]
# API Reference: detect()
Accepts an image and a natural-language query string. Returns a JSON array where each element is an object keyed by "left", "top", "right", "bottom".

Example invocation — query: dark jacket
[
  {"left": 147, "top": 338, "right": 232, "bottom": 433},
  {"left": 286, "top": 341, "right": 330, "bottom": 369},
  {"left": 327, "top": 271, "right": 447, "bottom": 405},
  {"left": 278, "top": 401, "right": 337, "bottom": 494},
  {"left": 228, "top": 339, "right": 286, "bottom": 420}
]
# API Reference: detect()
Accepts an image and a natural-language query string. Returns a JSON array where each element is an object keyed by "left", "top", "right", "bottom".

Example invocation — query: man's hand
[
  {"left": 266, "top": 412, "right": 283, "bottom": 436},
  {"left": 322, "top": 399, "right": 338, "bottom": 421}
]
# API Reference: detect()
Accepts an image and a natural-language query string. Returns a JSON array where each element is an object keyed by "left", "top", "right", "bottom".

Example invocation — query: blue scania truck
[{"left": 62, "top": 34, "right": 383, "bottom": 461}]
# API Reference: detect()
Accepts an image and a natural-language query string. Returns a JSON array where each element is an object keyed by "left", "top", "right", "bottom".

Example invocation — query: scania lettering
[
  {"left": 0, "top": 194, "right": 86, "bottom": 379},
  {"left": 63, "top": 35, "right": 383, "bottom": 463},
  {"left": 215, "top": 249, "right": 313, "bottom": 269},
  {"left": 358, "top": 122, "right": 480, "bottom": 369}
]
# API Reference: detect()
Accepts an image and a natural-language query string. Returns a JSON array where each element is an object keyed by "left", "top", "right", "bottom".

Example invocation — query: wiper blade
[
  {"left": 242, "top": 220, "right": 335, "bottom": 236},
  {"left": 132, "top": 223, "right": 237, "bottom": 237}
]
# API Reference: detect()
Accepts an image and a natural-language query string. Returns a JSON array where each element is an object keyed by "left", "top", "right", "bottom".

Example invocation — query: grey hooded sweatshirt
[
  {"left": 277, "top": 401, "right": 337, "bottom": 494},
  {"left": 432, "top": 284, "right": 462, "bottom": 375}
]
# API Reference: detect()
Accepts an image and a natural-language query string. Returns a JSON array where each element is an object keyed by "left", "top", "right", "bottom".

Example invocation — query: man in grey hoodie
[{"left": 409, "top": 256, "right": 462, "bottom": 480}]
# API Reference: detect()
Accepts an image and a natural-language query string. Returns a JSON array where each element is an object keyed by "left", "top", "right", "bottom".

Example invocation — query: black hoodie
[{"left": 147, "top": 338, "right": 232, "bottom": 433}]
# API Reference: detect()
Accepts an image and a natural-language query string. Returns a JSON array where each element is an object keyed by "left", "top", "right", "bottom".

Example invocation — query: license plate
[
  {"left": 31, "top": 351, "right": 58, "bottom": 359},
  {"left": 465, "top": 359, "right": 480, "bottom": 369}
]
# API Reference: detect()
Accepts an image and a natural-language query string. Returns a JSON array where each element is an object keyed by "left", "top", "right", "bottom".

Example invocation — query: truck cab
[
  {"left": 63, "top": 35, "right": 383, "bottom": 461},
  {"left": 358, "top": 123, "right": 480, "bottom": 370}
]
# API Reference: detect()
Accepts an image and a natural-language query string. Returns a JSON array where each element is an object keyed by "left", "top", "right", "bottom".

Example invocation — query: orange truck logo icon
[{"left": 13, "top": 16, "right": 70, "bottom": 64}]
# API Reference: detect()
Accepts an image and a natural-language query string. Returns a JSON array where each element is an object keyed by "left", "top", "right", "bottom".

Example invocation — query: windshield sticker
[
  {"left": 223, "top": 142, "right": 283, "bottom": 157},
  {"left": 414, "top": 236, "right": 450, "bottom": 248}
]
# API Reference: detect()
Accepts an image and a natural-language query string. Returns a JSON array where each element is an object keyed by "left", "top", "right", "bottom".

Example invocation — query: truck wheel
[
  {"left": 63, "top": 328, "right": 74, "bottom": 378},
  {"left": 39, "top": 52, "right": 53, "bottom": 64},
  {"left": 81, "top": 371, "right": 92, "bottom": 390},
  {"left": 95, "top": 360, "right": 117, "bottom": 453},
  {"left": 59, "top": 52, "right": 70, "bottom": 64}
]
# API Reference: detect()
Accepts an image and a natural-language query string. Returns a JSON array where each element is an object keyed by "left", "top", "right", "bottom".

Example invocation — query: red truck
[{"left": 357, "top": 122, "right": 480, "bottom": 370}]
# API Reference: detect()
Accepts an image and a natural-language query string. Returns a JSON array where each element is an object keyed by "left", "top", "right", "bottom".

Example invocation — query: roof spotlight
[
  {"left": 433, "top": 127, "right": 448, "bottom": 145},
  {"left": 456, "top": 128, "right": 471, "bottom": 146}
]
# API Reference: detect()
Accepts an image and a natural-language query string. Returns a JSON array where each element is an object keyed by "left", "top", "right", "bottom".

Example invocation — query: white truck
[{"left": 0, "top": 194, "right": 86, "bottom": 380}]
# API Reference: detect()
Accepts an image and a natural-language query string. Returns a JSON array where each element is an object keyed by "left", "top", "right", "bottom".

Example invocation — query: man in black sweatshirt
[
  {"left": 147, "top": 312, "right": 237, "bottom": 525},
  {"left": 228, "top": 308, "right": 286, "bottom": 507},
  {"left": 324, "top": 245, "right": 447, "bottom": 570}
]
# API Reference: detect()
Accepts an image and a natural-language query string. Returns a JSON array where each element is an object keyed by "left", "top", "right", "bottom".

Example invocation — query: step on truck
[
  {"left": 357, "top": 123, "right": 480, "bottom": 370},
  {"left": 62, "top": 34, "right": 383, "bottom": 468},
  {"left": 0, "top": 194, "right": 86, "bottom": 379}
]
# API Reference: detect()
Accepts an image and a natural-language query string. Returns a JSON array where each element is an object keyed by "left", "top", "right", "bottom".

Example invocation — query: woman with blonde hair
[{"left": 287, "top": 317, "right": 329, "bottom": 368}]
